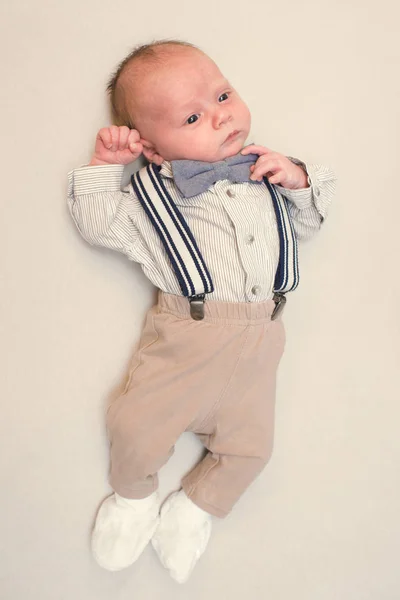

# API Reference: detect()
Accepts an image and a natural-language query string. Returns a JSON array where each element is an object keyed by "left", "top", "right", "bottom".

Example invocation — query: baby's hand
[
  {"left": 241, "top": 145, "right": 309, "bottom": 190},
  {"left": 89, "top": 126, "right": 143, "bottom": 166}
]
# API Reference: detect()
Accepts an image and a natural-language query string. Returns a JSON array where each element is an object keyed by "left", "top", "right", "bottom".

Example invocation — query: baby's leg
[
  {"left": 182, "top": 317, "right": 285, "bottom": 518},
  {"left": 92, "top": 306, "right": 204, "bottom": 571},
  {"left": 152, "top": 313, "right": 285, "bottom": 582}
]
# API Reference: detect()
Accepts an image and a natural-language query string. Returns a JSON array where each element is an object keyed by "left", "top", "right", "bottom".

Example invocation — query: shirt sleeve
[
  {"left": 67, "top": 164, "right": 142, "bottom": 260},
  {"left": 274, "top": 159, "right": 337, "bottom": 242}
]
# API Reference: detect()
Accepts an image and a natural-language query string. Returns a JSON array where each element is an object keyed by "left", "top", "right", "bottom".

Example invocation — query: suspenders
[{"left": 132, "top": 164, "right": 299, "bottom": 321}]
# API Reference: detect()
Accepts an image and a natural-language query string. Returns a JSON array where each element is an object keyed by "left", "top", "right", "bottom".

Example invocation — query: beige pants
[{"left": 106, "top": 291, "right": 286, "bottom": 518}]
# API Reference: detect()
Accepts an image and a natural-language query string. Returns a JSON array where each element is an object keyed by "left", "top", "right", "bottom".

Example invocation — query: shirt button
[
  {"left": 251, "top": 285, "right": 261, "bottom": 296},
  {"left": 245, "top": 234, "right": 255, "bottom": 244},
  {"left": 226, "top": 189, "right": 236, "bottom": 198},
  {"left": 314, "top": 186, "right": 321, "bottom": 197}
]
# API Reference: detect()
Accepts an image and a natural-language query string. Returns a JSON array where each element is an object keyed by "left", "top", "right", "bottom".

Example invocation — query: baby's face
[{"left": 131, "top": 50, "right": 251, "bottom": 164}]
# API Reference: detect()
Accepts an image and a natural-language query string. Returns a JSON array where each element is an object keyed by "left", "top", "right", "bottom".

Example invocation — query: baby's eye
[
  {"left": 218, "top": 92, "right": 229, "bottom": 102},
  {"left": 187, "top": 114, "right": 199, "bottom": 125}
]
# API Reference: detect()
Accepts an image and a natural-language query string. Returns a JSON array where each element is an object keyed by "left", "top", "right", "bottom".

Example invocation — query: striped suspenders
[{"left": 132, "top": 164, "right": 299, "bottom": 320}]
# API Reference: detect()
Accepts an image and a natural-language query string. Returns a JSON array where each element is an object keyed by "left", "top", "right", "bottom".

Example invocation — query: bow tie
[{"left": 170, "top": 151, "right": 260, "bottom": 198}]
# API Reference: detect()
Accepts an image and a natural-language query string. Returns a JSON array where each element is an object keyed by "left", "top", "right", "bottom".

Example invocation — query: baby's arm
[{"left": 67, "top": 127, "right": 143, "bottom": 259}]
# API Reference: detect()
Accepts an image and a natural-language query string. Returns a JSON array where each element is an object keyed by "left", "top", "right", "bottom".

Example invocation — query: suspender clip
[
  {"left": 271, "top": 292, "right": 286, "bottom": 320},
  {"left": 189, "top": 294, "right": 205, "bottom": 321}
]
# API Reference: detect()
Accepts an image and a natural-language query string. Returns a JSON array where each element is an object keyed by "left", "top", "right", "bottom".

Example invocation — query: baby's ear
[{"left": 141, "top": 139, "right": 164, "bottom": 166}]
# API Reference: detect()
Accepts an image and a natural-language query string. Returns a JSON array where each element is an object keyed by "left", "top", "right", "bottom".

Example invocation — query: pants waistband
[{"left": 157, "top": 292, "right": 277, "bottom": 325}]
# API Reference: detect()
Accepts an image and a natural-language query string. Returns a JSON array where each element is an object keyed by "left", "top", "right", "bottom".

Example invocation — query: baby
[{"left": 67, "top": 40, "right": 336, "bottom": 583}]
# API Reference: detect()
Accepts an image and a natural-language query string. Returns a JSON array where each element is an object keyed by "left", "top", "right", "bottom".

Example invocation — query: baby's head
[{"left": 107, "top": 40, "right": 251, "bottom": 164}]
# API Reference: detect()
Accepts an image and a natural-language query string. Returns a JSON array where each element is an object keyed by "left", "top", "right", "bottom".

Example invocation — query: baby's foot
[
  {"left": 91, "top": 491, "right": 160, "bottom": 571},
  {"left": 151, "top": 490, "right": 212, "bottom": 583}
]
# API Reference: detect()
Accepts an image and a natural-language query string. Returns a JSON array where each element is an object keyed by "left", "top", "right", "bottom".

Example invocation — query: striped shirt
[{"left": 67, "top": 160, "right": 336, "bottom": 303}]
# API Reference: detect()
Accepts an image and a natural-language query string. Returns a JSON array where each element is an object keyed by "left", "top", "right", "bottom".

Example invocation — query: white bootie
[
  {"left": 151, "top": 490, "right": 212, "bottom": 583},
  {"left": 91, "top": 491, "right": 160, "bottom": 571}
]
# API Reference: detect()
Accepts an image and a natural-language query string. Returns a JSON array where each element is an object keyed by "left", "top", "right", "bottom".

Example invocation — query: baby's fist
[{"left": 89, "top": 126, "right": 143, "bottom": 166}]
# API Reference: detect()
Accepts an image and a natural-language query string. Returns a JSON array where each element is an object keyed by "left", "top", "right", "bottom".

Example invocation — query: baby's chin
[
  {"left": 218, "top": 136, "right": 248, "bottom": 161},
  {"left": 194, "top": 142, "right": 247, "bottom": 163},
  {"left": 165, "top": 138, "right": 247, "bottom": 163}
]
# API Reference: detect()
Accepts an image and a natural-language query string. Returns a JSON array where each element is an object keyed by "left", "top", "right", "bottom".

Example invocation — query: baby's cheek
[{"left": 242, "top": 105, "right": 251, "bottom": 128}]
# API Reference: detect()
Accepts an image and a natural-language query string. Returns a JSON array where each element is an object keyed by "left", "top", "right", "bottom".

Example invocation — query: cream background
[{"left": 1, "top": 0, "right": 399, "bottom": 598}]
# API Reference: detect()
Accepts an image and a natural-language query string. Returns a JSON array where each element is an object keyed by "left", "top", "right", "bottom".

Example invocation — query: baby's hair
[{"left": 107, "top": 39, "right": 200, "bottom": 128}]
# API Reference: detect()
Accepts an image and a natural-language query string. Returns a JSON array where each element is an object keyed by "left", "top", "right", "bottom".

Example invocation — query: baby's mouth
[{"left": 224, "top": 130, "right": 240, "bottom": 144}]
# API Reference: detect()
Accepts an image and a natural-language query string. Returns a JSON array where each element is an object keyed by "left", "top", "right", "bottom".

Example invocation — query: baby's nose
[{"left": 213, "top": 108, "right": 232, "bottom": 129}]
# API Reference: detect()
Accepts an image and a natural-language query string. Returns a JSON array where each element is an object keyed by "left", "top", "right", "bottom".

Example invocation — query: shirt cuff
[
  {"left": 273, "top": 157, "right": 310, "bottom": 209},
  {"left": 276, "top": 157, "right": 332, "bottom": 219},
  {"left": 67, "top": 164, "right": 125, "bottom": 195}
]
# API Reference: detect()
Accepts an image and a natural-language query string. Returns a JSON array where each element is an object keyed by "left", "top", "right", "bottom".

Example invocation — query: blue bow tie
[{"left": 170, "top": 151, "right": 260, "bottom": 198}]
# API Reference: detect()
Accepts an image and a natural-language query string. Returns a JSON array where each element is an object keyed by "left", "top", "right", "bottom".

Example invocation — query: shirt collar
[{"left": 159, "top": 161, "right": 173, "bottom": 179}]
